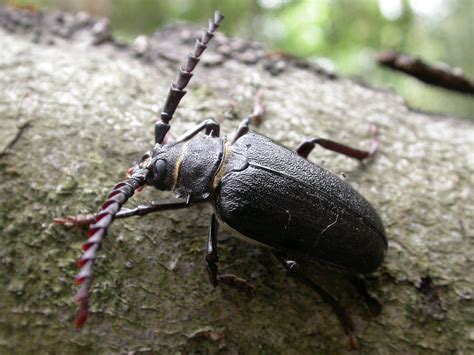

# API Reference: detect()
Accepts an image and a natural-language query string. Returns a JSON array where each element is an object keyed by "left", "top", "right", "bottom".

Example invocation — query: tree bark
[{"left": 0, "top": 7, "right": 472, "bottom": 354}]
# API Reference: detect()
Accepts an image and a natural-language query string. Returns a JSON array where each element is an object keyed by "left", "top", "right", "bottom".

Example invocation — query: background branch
[{"left": 377, "top": 50, "right": 474, "bottom": 95}]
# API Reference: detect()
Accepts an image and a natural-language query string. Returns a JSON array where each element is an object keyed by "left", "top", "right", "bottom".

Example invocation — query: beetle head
[{"left": 135, "top": 142, "right": 185, "bottom": 192}]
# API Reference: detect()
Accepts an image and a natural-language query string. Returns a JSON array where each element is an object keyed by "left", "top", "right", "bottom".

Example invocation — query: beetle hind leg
[
  {"left": 273, "top": 252, "right": 358, "bottom": 350},
  {"left": 296, "top": 125, "right": 379, "bottom": 161},
  {"left": 352, "top": 275, "right": 382, "bottom": 316},
  {"left": 206, "top": 214, "right": 255, "bottom": 296}
]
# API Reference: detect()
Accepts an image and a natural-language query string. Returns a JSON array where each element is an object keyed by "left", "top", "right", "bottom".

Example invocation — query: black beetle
[{"left": 56, "top": 11, "right": 387, "bottom": 349}]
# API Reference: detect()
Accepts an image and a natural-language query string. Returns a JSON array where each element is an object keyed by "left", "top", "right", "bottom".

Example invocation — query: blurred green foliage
[{"left": 3, "top": 0, "right": 473, "bottom": 118}]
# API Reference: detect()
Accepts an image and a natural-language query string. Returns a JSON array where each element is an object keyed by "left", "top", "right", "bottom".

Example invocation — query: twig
[
  {"left": 0, "top": 94, "right": 31, "bottom": 157},
  {"left": 377, "top": 51, "right": 474, "bottom": 95}
]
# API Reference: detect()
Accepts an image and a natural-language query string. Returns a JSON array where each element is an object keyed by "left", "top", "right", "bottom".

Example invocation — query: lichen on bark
[{"left": 0, "top": 7, "right": 473, "bottom": 354}]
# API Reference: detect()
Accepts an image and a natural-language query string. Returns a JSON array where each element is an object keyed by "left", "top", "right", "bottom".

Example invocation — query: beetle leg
[
  {"left": 206, "top": 214, "right": 219, "bottom": 286},
  {"left": 205, "top": 214, "right": 255, "bottom": 295},
  {"left": 231, "top": 91, "right": 265, "bottom": 143},
  {"left": 53, "top": 213, "right": 97, "bottom": 228},
  {"left": 352, "top": 275, "right": 382, "bottom": 316},
  {"left": 54, "top": 199, "right": 191, "bottom": 228},
  {"left": 175, "top": 118, "right": 220, "bottom": 142},
  {"left": 231, "top": 116, "right": 252, "bottom": 143},
  {"left": 273, "top": 253, "right": 357, "bottom": 350},
  {"left": 115, "top": 199, "right": 191, "bottom": 218},
  {"left": 296, "top": 125, "right": 379, "bottom": 161}
]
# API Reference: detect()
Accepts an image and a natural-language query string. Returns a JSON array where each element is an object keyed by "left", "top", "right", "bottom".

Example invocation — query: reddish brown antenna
[
  {"left": 72, "top": 10, "right": 225, "bottom": 328},
  {"left": 73, "top": 168, "right": 148, "bottom": 327}
]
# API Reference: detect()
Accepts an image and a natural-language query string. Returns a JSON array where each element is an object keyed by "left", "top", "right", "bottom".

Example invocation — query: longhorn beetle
[{"left": 55, "top": 11, "right": 387, "bottom": 350}]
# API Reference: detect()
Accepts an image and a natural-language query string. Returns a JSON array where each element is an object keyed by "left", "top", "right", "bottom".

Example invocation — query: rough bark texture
[{"left": 0, "top": 7, "right": 473, "bottom": 354}]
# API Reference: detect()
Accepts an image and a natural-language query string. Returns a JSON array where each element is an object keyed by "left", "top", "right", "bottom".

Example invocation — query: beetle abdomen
[{"left": 214, "top": 133, "right": 387, "bottom": 273}]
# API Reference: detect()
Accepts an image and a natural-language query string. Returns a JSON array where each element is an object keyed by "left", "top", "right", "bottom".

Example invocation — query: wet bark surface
[{"left": 0, "top": 6, "right": 473, "bottom": 354}]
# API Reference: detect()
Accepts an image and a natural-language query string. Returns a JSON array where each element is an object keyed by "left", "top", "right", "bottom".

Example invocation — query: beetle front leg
[
  {"left": 54, "top": 199, "right": 191, "bottom": 228},
  {"left": 205, "top": 214, "right": 255, "bottom": 295},
  {"left": 206, "top": 213, "right": 219, "bottom": 286},
  {"left": 296, "top": 125, "right": 379, "bottom": 161},
  {"left": 158, "top": 118, "right": 220, "bottom": 144},
  {"left": 273, "top": 253, "right": 357, "bottom": 350},
  {"left": 175, "top": 118, "right": 220, "bottom": 142}
]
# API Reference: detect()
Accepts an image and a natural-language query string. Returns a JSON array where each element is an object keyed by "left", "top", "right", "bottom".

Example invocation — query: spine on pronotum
[{"left": 71, "top": 11, "right": 223, "bottom": 328}]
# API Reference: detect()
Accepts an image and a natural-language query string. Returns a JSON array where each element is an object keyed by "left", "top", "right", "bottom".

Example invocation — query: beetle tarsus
[
  {"left": 250, "top": 90, "right": 265, "bottom": 126},
  {"left": 53, "top": 214, "right": 96, "bottom": 228}
]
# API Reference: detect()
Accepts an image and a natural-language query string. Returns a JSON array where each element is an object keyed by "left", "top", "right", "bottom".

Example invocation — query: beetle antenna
[
  {"left": 73, "top": 167, "right": 149, "bottom": 328},
  {"left": 155, "top": 10, "right": 224, "bottom": 144}
]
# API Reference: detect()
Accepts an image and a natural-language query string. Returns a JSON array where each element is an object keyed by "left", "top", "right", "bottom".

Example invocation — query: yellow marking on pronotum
[
  {"left": 212, "top": 141, "right": 231, "bottom": 191},
  {"left": 172, "top": 141, "right": 190, "bottom": 190}
]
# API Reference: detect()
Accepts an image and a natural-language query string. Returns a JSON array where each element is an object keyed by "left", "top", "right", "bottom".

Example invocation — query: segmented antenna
[
  {"left": 73, "top": 168, "right": 149, "bottom": 328},
  {"left": 155, "top": 10, "right": 224, "bottom": 144}
]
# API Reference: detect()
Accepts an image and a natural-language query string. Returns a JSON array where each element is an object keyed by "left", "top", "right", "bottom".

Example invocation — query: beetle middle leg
[
  {"left": 296, "top": 125, "right": 379, "bottom": 161},
  {"left": 273, "top": 252, "right": 357, "bottom": 350},
  {"left": 206, "top": 214, "right": 255, "bottom": 296},
  {"left": 232, "top": 91, "right": 265, "bottom": 143}
]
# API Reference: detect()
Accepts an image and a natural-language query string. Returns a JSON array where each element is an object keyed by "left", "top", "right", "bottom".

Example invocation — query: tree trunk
[{"left": 0, "top": 7, "right": 472, "bottom": 354}]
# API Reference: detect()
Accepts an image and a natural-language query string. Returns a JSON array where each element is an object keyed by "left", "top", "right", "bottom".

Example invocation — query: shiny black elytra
[{"left": 56, "top": 11, "right": 387, "bottom": 350}]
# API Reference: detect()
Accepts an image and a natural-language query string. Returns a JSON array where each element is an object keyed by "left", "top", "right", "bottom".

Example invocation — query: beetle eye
[
  {"left": 141, "top": 152, "right": 150, "bottom": 161},
  {"left": 152, "top": 159, "right": 166, "bottom": 185}
]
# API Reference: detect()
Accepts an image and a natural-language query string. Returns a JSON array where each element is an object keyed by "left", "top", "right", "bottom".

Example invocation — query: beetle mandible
[{"left": 55, "top": 11, "right": 387, "bottom": 350}]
